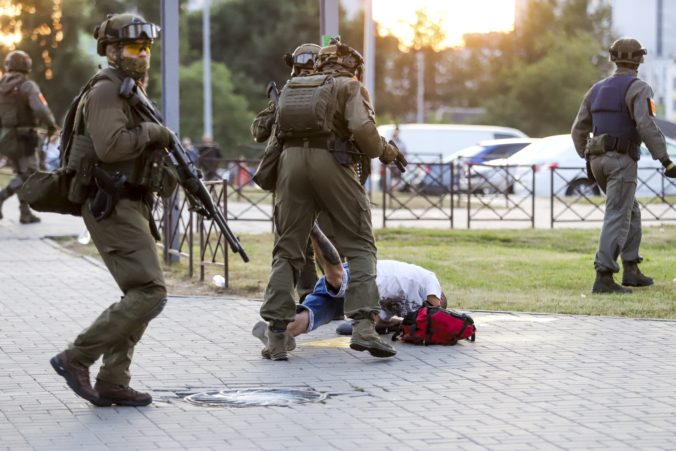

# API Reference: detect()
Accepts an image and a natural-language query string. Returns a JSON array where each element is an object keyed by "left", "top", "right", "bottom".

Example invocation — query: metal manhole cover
[{"left": 184, "top": 388, "right": 327, "bottom": 407}]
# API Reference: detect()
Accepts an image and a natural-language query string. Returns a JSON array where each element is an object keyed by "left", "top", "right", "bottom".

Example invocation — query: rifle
[
  {"left": 266, "top": 81, "right": 280, "bottom": 105},
  {"left": 119, "top": 78, "right": 249, "bottom": 263}
]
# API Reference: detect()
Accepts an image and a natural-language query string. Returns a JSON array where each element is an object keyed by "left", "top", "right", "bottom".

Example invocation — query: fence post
[
  {"left": 531, "top": 165, "right": 536, "bottom": 228},
  {"left": 467, "top": 164, "right": 472, "bottom": 229},
  {"left": 223, "top": 180, "right": 229, "bottom": 288},
  {"left": 550, "top": 167, "right": 554, "bottom": 229}
]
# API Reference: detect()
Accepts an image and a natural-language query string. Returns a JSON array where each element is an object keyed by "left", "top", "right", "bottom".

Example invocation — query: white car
[{"left": 464, "top": 134, "right": 676, "bottom": 197}]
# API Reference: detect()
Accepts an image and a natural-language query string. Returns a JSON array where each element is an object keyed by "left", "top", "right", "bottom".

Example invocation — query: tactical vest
[
  {"left": 590, "top": 75, "right": 640, "bottom": 147},
  {"left": 64, "top": 67, "right": 168, "bottom": 204},
  {"left": 276, "top": 73, "right": 338, "bottom": 140},
  {"left": 0, "top": 74, "right": 36, "bottom": 129}
]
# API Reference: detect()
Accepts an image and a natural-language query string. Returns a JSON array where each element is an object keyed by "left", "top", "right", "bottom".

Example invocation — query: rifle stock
[{"left": 119, "top": 78, "right": 249, "bottom": 262}]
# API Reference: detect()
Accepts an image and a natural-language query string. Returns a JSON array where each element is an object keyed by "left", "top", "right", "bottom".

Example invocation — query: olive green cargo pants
[
  {"left": 261, "top": 146, "right": 379, "bottom": 329},
  {"left": 590, "top": 151, "right": 642, "bottom": 273},
  {"left": 68, "top": 198, "right": 166, "bottom": 386}
]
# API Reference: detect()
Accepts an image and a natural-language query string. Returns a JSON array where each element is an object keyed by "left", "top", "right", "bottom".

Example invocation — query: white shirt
[{"left": 376, "top": 260, "right": 442, "bottom": 320}]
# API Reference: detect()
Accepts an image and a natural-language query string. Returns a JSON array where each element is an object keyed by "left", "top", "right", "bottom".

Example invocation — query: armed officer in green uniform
[
  {"left": 251, "top": 43, "right": 325, "bottom": 302},
  {"left": 50, "top": 13, "right": 175, "bottom": 407},
  {"left": 0, "top": 50, "right": 59, "bottom": 224},
  {"left": 571, "top": 38, "right": 676, "bottom": 294},
  {"left": 258, "top": 40, "right": 405, "bottom": 360}
]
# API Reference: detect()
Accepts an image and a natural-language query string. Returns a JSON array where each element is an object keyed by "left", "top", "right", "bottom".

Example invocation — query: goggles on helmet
[
  {"left": 119, "top": 22, "right": 160, "bottom": 40},
  {"left": 294, "top": 52, "right": 315, "bottom": 66}
]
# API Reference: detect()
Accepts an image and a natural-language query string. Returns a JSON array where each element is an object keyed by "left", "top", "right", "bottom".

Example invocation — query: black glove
[{"left": 662, "top": 159, "right": 676, "bottom": 178}]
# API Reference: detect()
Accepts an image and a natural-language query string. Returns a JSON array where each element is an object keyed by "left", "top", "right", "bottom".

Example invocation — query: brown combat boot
[
  {"left": 94, "top": 380, "right": 152, "bottom": 407},
  {"left": 252, "top": 321, "right": 296, "bottom": 360},
  {"left": 622, "top": 261, "right": 654, "bottom": 287},
  {"left": 350, "top": 316, "right": 397, "bottom": 358},
  {"left": 50, "top": 350, "right": 104, "bottom": 405},
  {"left": 19, "top": 202, "right": 40, "bottom": 224},
  {"left": 592, "top": 271, "right": 632, "bottom": 294}
]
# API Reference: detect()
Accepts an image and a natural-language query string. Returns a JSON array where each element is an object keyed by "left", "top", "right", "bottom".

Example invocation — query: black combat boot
[
  {"left": 622, "top": 261, "right": 654, "bottom": 287},
  {"left": 19, "top": 202, "right": 40, "bottom": 224},
  {"left": 94, "top": 380, "right": 152, "bottom": 407},
  {"left": 592, "top": 271, "right": 632, "bottom": 294},
  {"left": 0, "top": 188, "right": 9, "bottom": 220}
]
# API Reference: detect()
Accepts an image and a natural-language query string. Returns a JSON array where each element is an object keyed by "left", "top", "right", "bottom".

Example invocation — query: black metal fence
[{"left": 155, "top": 157, "right": 675, "bottom": 284}]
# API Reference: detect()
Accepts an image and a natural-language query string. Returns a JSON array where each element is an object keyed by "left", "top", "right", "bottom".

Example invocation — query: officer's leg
[
  {"left": 97, "top": 322, "right": 148, "bottom": 386},
  {"left": 69, "top": 199, "right": 167, "bottom": 382},
  {"left": 309, "top": 151, "right": 394, "bottom": 357},
  {"left": 260, "top": 148, "right": 315, "bottom": 359},
  {"left": 594, "top": 155, "right": 636, "bottom": 273},
  {"left": 0, "top": 154, "right": 22, "bottom": 220},
  {"left": 621, "top": 198, "right": 642, "bottom": 262},
  {"left": 16, "top": 153, "right": 40, "bottom": 223}
]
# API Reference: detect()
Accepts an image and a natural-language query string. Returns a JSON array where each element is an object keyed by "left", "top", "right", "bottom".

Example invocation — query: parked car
[
  {"left": 374, "top": 124, "right": 528, "bottom": 191},
  {"left": 415, "top": 138, "right": 536, "bottom": 195},
  {"left": 466, "top": 134, "right": 676, "bottom": 197}
]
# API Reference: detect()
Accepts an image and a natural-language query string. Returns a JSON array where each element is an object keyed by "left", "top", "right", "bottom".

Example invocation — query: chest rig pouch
[
  {"left": 276, "top": 74, "right": 338, "bottom": 139},
  {"left": 0, "top": 80, "right": 33, "bottom": 159}
]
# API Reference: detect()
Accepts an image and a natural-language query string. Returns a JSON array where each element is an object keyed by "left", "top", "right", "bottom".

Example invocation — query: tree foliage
[{"left": 179, "top": 61, "right": 254, "bottom": 158}]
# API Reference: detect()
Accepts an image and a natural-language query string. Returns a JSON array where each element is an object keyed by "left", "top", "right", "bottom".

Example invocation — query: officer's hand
[{"left": 145, "top": 122, "right": 174, "bottom": 149}]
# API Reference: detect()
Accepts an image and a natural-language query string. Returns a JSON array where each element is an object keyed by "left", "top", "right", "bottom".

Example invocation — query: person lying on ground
[{"left": 252, "top": 224, "right": 447, "bottom": 355}]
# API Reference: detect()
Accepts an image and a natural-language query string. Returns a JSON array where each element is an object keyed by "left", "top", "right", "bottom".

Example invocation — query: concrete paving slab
[{"left": 1, "top": 236, "right": 676, "bottom": 450}]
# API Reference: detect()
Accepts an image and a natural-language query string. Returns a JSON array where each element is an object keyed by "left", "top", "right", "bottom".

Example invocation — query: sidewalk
[{"left": 1, "top": 203, "right": 676, "bottom": 450}]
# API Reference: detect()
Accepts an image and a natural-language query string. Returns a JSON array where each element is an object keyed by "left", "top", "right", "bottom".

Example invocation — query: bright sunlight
[{"left": 372, "top": 0, "right": 516, "bottom": 50}]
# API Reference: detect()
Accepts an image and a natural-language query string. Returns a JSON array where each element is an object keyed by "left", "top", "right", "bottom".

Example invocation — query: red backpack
[{"left": 395, "top": 304, "right": 476, "bottom": 345}]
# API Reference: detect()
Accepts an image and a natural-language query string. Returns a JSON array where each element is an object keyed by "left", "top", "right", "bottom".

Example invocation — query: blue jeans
[{"left": 297, "top": 264, "right": 349, "bottom": 332}]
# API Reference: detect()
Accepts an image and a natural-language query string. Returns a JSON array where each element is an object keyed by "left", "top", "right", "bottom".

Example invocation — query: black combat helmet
[
  {"left": 609, "top": 38, "right": 647, "bottom": 65},
  {"left": 3, "top": 50, "right": 32, "bottom": 73},
  {"left": 93, "top": 13, "right": 160, "bottom": 56}
]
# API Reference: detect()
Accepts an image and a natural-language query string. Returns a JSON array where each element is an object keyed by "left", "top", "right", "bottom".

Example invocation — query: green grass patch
[{"left": 55, "top": 225, "right": 676, "bottom": 319}]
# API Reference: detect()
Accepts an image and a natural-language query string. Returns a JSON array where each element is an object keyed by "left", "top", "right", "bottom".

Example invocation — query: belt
[
  {"left": 118, "top": 184, "right": 149, "bottom": 201},
  {"left": 603, "top": 136, "right": 638, "bottom": 154},
  {"left": 282, "top": 136, "right": 329, "bottom": 150}
]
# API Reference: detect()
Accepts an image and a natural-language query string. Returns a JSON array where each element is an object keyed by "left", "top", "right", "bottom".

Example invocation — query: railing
[
  {"left": 465, "top": 163, "right": 536, "bottom": 228},
  {"left": 380, "top": 161, "right": 454, "bottom": 228},
  {"left": 550, "top": 166, "right": 676, "bottom": 227}
]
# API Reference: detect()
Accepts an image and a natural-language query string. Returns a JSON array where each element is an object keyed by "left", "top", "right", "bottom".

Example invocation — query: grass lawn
[{"left": 58, "top": 225, "right": 676, "bottom": 319}]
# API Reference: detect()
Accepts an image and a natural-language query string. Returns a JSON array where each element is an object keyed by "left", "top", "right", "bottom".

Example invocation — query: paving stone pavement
[{"left": 1, "top": 219, "right": 676, "bottom": 450}]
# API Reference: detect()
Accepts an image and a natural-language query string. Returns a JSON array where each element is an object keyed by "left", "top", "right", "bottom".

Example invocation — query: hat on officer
[
  {"left": 3, "top": 50, "right": 32, "bottom": 73},
  {"left": 284, "top": 43, "right": 321, "bottom": 76},
  {"left": 93, "top": 13, "right": 160, "bottom": 56},
  {"left": 316, "top": 37, "right": 365, "bottom": 81},
  {"left": 609, "top": 38, "right": 647, "bottom": 65}
]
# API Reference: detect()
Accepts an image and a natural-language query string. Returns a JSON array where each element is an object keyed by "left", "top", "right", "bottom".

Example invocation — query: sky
[{"left": 371, "top": 0, "right": 516, "bottom": 49}]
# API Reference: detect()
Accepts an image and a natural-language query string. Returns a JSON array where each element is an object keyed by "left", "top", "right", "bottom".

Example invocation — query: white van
[{"left": 377, "top": 123, "right": 528, "bottom": 162}]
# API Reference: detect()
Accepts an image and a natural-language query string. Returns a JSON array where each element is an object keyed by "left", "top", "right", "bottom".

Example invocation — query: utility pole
[
  {"left": 363, "top": 0, "right": 376, "bottom": 108},
  {"left": 319, "top": 0, "right": 339, "bottom": 45},
  {"left": 161, "top": 0, "right": 181, "bottom": 263},
  {"left": 203, "top": 0, "right": 213, "bottom": 139},
  {"left": 416, "top": 51, "right": 425, "bottom": 123}
]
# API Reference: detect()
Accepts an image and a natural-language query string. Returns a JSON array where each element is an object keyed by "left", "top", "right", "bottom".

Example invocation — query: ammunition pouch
[
  {"left": 66, "top": 134, "right": 98, "bottom": 204},
  {"left": 585, "top": 134, "right": 640, "bottom": 161}
]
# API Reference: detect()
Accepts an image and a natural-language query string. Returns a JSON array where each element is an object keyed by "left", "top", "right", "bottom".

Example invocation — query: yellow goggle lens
[{"left": 123, "top": 42, "right": 152, "bottom": 55}]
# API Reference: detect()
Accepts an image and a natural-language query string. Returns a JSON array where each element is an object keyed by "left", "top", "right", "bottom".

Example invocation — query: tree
[
  {"left": 482, "top": 32, "right": 600, "bottom": 136},
  {"left": 179, "top": 61, "right": 254, "bottom": 158},
  {"left": 0, "top": 0, "right": 96, "bottom": 122}
]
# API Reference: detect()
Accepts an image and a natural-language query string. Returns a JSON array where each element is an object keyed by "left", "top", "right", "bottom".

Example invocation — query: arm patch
[{"left": 648, "top": 98, "right": 656, "bottom": 117}]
